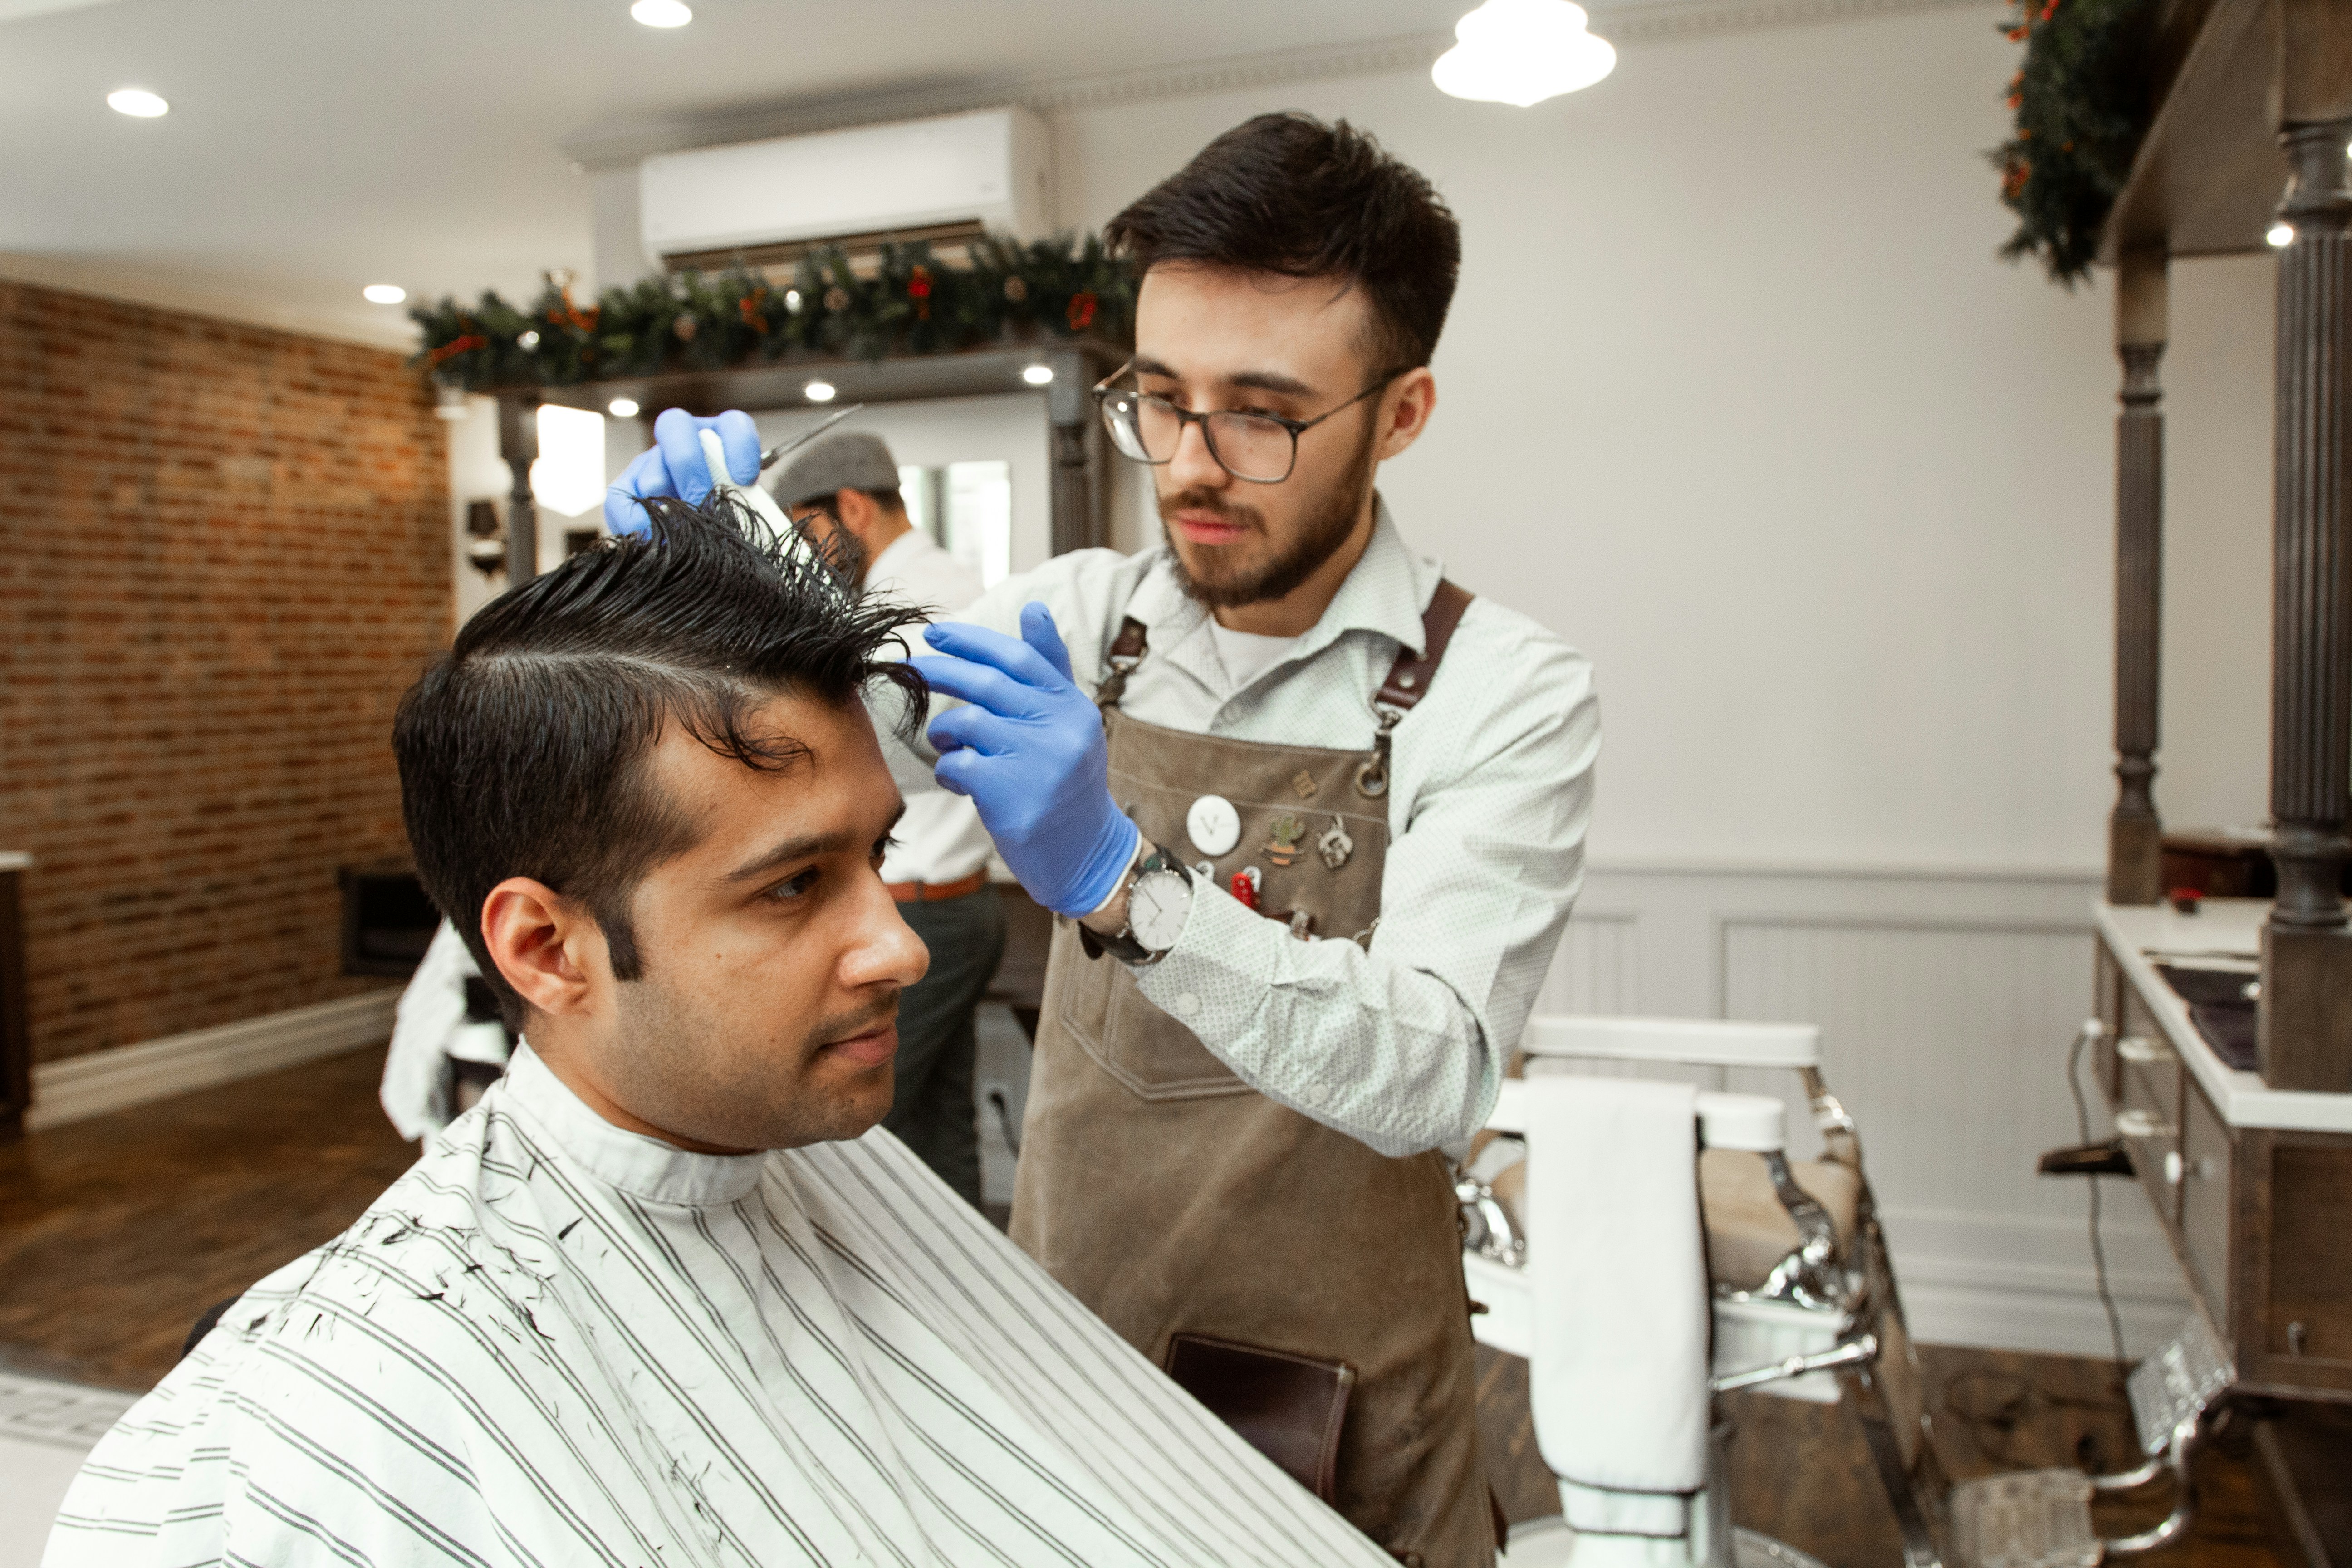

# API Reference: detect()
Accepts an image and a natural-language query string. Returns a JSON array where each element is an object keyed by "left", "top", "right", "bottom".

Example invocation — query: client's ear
[{"left": 480, "top": 877, "right": 604, "bottom": 1017}]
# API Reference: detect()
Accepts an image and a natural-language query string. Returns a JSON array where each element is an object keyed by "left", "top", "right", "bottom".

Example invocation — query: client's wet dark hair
[{"left": 394, "top": 491, "right": 928, "bottom": 1026}]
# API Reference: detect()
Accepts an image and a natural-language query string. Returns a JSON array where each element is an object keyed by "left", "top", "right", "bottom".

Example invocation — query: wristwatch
[{"left": 1079, "top": 840, "right": 1194, "bottom": 966}]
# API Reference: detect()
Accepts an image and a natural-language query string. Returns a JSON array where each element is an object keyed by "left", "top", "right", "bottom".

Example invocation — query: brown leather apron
[{"left": 1010, "top": 583, "right": 1494, "bottom": 1568}]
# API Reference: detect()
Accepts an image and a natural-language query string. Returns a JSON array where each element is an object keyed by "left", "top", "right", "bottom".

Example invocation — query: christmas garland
[
  {"left": 412, "top": 232, "right": 1134, "bottom": 392},
  {"left": 1990, "top": 0, "right": 2159, "bottom": 286}
]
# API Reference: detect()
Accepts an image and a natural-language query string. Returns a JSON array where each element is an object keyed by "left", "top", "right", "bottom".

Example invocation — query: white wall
[{"left": 1052, "top": 2, "right": 2274, "bottom": 869}]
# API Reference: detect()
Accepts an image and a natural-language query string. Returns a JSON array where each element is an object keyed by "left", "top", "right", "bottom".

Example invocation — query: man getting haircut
[{"left": 45, "top": 491, "right": 1396, "bottom": 1568}]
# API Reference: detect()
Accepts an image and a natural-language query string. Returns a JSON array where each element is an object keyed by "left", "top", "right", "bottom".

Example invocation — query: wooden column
[
  {"left": 1043, "top": 346, "right": 1106, "bottom": 556},
  {"left": 497, "top": 394, "right": 541, "bottom": 585},
  {"left": 2259, "top": 97, "right": 2352, "bottom": 1090},
  {"left": 2109, "top": 251, "right": 2169, "bottom": 906}
]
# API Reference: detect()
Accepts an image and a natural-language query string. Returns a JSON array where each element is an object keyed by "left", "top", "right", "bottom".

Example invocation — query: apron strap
[
  {"left": 1093, "top": 577, "right": 1473, "bottom": 745},
  {"left": 1375, "top": 579, "right": 1473, "bottom": 714},
  {"left": 1356, "top": 579, "right": 1473, "bottom": 800}
]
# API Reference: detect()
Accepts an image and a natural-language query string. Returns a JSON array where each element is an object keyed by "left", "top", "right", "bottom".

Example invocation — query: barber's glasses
[{"left": 1091, "top": 361, "right": 1410, "bottom": 485}]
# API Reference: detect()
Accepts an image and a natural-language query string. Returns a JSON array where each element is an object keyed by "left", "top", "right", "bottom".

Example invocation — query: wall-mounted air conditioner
[{"left": 639, "top": 107, "right": 1052, "bottom": 271}]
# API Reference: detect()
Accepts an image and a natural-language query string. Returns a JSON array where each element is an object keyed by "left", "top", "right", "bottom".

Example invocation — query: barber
[
  {"left": 612, "top": 113, "right": 1598, "bottom": 1568},
  {"left": 774, "top": 431, "right": 1003, "bottom": 1209}
]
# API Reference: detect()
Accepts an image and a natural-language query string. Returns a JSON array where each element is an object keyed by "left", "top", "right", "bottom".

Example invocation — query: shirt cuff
[{"left": 1131, "top": 878, "right": 1281, "bottom": 1045}]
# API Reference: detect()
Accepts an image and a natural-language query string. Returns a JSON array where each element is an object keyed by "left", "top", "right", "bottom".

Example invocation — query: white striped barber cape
[{"left": 45, "top": 1044, "right": 1392, "bottom": 1568}]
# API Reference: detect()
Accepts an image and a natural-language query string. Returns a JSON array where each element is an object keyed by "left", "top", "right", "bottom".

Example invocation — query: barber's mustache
[{"left": 1158, "top": 488, "right": 1264, "bottom": 536}]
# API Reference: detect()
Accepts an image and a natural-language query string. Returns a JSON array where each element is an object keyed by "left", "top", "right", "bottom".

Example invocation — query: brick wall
[{"left": 0, "top": 282, "right": 449, "bottom": 1064}]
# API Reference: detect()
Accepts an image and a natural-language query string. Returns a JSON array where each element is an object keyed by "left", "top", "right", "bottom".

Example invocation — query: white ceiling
[{"left": 0, "top": 0, "right": 1910, "bottom": 347}]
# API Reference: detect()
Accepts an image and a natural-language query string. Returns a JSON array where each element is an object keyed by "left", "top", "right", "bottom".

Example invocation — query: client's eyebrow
[
  {"left": 723, "top": 800, "right": 908, "bottom": 884},
  {"left": 1133, "top": 353, "right": 1318, "bottom": 400}
]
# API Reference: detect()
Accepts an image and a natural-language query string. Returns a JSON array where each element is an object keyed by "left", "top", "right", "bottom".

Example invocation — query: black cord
[{"left": 2067, "top": 1025, "right": 2131, "bottom": 1374}]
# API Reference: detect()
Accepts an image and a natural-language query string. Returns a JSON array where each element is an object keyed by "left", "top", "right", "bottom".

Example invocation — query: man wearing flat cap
[{"left": 774, "top": 431, "right": 1002, "bottom": 1208}]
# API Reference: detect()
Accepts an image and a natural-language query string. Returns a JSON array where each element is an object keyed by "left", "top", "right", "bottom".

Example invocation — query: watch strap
[{"left": 1078, "top": 842, "right": 1190, "bottom": 965}]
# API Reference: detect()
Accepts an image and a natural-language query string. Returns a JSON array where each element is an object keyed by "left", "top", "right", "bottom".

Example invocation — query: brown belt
[{"left": 887, "top": 870, "right": 988, "bottom": 904}]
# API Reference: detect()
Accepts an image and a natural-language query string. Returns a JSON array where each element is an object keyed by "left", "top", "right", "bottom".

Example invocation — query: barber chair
[{"left": 1463, "top": 1015, "right": 2219, "bottom": 1568}]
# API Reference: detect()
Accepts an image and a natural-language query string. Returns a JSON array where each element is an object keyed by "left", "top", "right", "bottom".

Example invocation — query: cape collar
[{"left": 497, "top": 1041, "right": 767, "bottom": 1208}]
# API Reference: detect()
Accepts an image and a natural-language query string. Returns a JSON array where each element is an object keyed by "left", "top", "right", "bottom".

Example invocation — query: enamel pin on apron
[
  {"left": 1186, "top": 794, "right": 1242, "bottom": 858},
  {"left": 1316, "top": 816, "right": 1354, "bottom": 871},
  {"left": 1264, "top": 814, "right": 1307, "bottom": 868}
]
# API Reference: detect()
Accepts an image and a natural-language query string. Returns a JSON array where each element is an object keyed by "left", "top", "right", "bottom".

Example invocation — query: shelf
[
  {"left": 2097, "top": 0, "right": 2287, "bottom": 265},
  {"left": 515, "top": 338, "right": 1128, "bottom": 421}
]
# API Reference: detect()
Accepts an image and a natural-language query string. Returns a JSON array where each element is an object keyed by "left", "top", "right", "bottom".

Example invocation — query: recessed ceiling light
[
  {"left": 362, "top": 284, "right": 407, "bottom": 304},
  {"left": 631, "top": 0, "right": 692, "bottom": 26},
  {"left": 107, "top": 88, "right": 169, "bottom": 118},
  {"left": 2269, "top": 222, "right": 2296, "bottom": 249},
  {"left": 608, "top": 397, "right": 641, "bottom": 418},
  {"left": 804, "top": 380, "right": 838, "bottom": 403},
  {"left": 1022, "top": 364, "right": 1054, "bottom": 386}
]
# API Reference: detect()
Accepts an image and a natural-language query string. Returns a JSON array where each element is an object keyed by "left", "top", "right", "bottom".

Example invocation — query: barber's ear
[
  {"left": 479, "top": 877, "right": 605, "bottom": 1017},
  {"left": 1376, "top": 367, "right": 1437, "bottom": 461}
]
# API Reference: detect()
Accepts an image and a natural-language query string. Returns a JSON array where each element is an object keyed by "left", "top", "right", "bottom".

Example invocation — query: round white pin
[{"left": 1185, "top": 794, "right": 1242, "bottom": 857}]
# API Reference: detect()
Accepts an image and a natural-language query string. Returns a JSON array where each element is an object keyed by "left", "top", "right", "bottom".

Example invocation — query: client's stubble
[{"left": 609, "top": 965, "right": 902, "bottom": 1152}]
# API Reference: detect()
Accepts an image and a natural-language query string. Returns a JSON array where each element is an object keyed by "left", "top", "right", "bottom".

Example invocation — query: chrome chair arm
[{"left": 1710, "top": 1333, "right": 1878, "bottom": 1394}]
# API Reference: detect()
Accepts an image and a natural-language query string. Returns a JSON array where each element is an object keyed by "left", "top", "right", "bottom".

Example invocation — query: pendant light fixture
[{"left": 1433, "top": 0, "right": 1617, "bottom": 108}]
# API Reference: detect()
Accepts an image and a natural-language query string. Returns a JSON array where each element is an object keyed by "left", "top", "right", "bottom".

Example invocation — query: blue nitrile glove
[
  {"left": 911, "top": 603, "right": 1142, "bottom": 919},
  {"left": 604, "top": 408, "right": 762, "bottom": 537}
]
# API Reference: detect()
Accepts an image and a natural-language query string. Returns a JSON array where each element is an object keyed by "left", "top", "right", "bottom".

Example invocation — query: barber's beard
[{"left": 1159, "top": 421, "right": 1378, "bottom": 609}]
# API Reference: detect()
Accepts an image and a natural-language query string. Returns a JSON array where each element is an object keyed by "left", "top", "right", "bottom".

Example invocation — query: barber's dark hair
[
  {"left": 1105, "top": 112, "right": 1461, "bottom": 370},
  {"left": 393, "top": 491, "right": 927, "bottom": 1027}
]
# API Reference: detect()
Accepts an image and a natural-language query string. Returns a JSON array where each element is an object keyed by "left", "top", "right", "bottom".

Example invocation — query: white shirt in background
[
  {"left": 47, "top": 1044, "right": 1393, "bottom": 1568},
  {"left": 866, "top": 528, "right": 996, "bottom": 887}
]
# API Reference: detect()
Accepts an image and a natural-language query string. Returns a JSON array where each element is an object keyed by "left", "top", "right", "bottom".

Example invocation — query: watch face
[{"left": 1129, "top": 870, "right": 1191, "bottom": 951}]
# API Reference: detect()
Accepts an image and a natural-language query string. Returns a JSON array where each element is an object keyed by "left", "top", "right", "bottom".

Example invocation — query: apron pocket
[{"left": 1052, "top": 920, "right": 1250, "bottom": 1100}]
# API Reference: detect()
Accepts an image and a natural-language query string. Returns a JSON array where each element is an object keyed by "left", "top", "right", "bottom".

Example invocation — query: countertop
[{"left": 2096, "top": 898, "right": 2352, "bottom": 1132}]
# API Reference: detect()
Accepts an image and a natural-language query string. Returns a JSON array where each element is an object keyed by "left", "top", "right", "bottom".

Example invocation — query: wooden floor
[
  {"left": 0, "top": 1046, "right": 416, "bottom": 1389},
  {"left": 0, "top": 1049, "right": 2297, "bottom": 1568}
]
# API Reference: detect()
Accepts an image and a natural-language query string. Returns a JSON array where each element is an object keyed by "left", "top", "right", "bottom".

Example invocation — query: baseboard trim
[
  {"left": 1904, "top": 1277, "right": 2191, "bottom": 1362},
  {"left": 26, "top": 991, "right": 400, "bottom": 1131}
]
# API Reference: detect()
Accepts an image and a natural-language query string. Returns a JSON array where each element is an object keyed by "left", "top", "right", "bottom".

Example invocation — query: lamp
[
  {"left": 1433, "top": 0, "right": 1616, "bottom": 107},
  {"left": 465, "top": 500, "right": 506, "bottom": 578}
]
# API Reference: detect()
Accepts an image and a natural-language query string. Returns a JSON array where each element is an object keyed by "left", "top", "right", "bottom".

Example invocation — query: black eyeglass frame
[{"left": 1089, "top": 359, "right": 1416, "bottom": 485}]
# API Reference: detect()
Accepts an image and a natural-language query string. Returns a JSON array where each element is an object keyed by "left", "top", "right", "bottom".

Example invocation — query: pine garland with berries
[
  {"left": 412, "top": 231, "right": 1132, "bottom": 392},
  {"left": 1989, "top": 0, "right": 2160, "bottom": 286}
]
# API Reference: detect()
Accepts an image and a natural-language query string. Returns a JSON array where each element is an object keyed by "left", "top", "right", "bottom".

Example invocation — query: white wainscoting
[
  {"left": 1539, "top": 862, "right": 2189, "bottom": 1357},
  {"left": 25, "top": 990, "right": 400, "bottom": 1131}
]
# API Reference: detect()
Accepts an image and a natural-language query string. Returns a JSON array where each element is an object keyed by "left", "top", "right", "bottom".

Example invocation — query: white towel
[{"left": 1526, "top": 1075, "right": 1710, "bottom": 1537}]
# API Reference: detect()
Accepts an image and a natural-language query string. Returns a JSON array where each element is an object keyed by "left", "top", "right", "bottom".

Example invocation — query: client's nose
[{"left": 843, "top": 874, "right": 931, "bottom": 992}]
